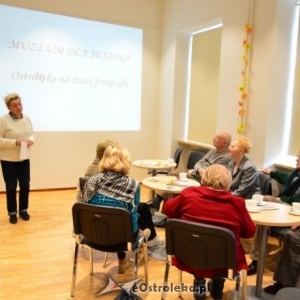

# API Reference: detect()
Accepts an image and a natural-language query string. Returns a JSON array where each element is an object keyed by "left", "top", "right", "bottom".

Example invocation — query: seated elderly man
[
  {"left": 164, "top": 164, "right": 255, "bottom": 300},
  {"left": 147, "top": 132, "right": 232, "bottom": 211},
  {"left": 188, "top": 131, "right": 232, "bottom": 181},
  {"left": 248, "top": 152, "right": 300, "bottom": 276}
]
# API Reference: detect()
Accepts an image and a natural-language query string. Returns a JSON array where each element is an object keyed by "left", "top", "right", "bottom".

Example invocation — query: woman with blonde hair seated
[
  {"left": 228, "top": 135, "right": 260, "bottom": 199},
  {"left": 164, "top": 164, "right": 256, "bottom": 300},
  {"left": 83, "top": 145, "right": 162, "bottom": 274}
]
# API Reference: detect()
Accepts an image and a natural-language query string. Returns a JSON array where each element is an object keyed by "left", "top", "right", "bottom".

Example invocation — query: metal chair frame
[{"left": 70, "top": 202, "right": 149, "bottom": 297}]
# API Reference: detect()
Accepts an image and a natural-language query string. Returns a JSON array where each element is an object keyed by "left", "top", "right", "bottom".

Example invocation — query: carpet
[{"left": 147, "top": 243, "right": 167, "bottom": 261}]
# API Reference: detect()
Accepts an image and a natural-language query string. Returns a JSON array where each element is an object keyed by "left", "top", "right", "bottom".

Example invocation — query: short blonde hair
[
  {"left": 99, "top": 145, "right": 131, "bottom": 175},
  {"left": 201, "top": 164, "right": 232, "bottom": 190},
  {"left": 96, "top": 139, "right": 118, "bottom": 161},
  {"left": 235, "top": 135, "right": 252, "bottom": 154},
  {"left": 3, "top": 93, "right": 20, "bottom": 107}
]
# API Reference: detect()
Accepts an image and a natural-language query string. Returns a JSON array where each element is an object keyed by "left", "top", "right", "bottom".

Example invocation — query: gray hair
[{"left": 3, "top": 93, "right": 20, "bottom": 107}]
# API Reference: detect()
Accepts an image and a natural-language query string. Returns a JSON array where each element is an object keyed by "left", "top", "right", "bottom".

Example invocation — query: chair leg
[
  {"left": 234, "top": 271, "right": 241, "bottom": 300},
  {"left": 70, "top": 243, "right": 79, "bottom": 297},
  {"left": 89, "top": 247, "right": 93, "bottom": 275},
  {"left": 103, "top": 252, "right": 108, "bottom": 268},
  {"left": 161, "top": 261, "right": 170, "bottom": 300},
  {"left": 178, "top": 270, "right": 183, "bottom": 298},
  {"left": 241, "top": 269, "right": 247, "bottom": 300},
  {"left": 134, "top": 249, "right": 139, "bottom": 279},
  {"left": 142, "top": 244, "right": 149, "bottom": 284}
]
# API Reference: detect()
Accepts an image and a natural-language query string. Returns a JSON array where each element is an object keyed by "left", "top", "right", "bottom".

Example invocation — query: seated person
[
  {"left": 83, "top": 145, "right": 163, "bottom": 274},
  {"left": 188, "top": 131, "right": 232, "bottom": 180},
  {"left": 85, "top": 139, "right": 118, "bottom": 177},
  {"left": 227, "top": 135, "right": 260, "bottom": 199},
  {"left": 148, "top": 132, "right": 232, "bottom": 210},
  {"left": 164, "top": 164, "right": 256, "bottom": 300},
  {"left": 76, "top": 139, "right": 118, "bottom": 202},
  {"left": 247, "top": 152, "right": 300, "bottom": 275},
  {"left": 264, "top": 225, "right": 300, "bottom": 295}
]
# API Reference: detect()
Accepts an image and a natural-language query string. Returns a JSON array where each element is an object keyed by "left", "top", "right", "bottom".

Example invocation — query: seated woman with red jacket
[{"left": 164, "top": 164, "right": 256, "bottom": 300}]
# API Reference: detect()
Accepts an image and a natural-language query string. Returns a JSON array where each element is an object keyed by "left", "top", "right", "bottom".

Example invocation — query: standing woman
[
  {"left": 0, "top": 93, "right": 34, "bottom": 224},
  {"left": 227, "top": 135, "right": 260, "bottom": 199}
]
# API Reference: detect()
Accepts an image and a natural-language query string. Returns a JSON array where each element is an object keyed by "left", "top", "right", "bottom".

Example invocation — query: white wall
[
  {"left": 0, "top": 0, "right": 163, "bottom": 190},
  {"left": 0, "top": 0, "right": 297, "bottom": 190},
  {"left": 160, "top": 0, "right": 298, "bottom": 170}
]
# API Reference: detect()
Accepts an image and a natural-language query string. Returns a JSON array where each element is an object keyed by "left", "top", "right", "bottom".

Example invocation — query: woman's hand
[
  {"left": 262, "top": 168, "right": 271, "bottom": 175},
  {"left": 27, "top": 140, "right": 34, "bottom": 147},
  {"left": 291, "top": 224, "right": 300, "bottom": 231},
  {"left": 16, "top": 138, "right": 34, "bottom": 147},
  {"left": 263, "top": 195, "right": 282, "bottom": 203}
]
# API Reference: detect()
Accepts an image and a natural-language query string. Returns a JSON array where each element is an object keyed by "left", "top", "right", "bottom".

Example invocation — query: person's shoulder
[
  {"left": 241, "top": 156, "right": 257, "bottom": 169},
  {"left": 22, "top": 114, "right": 32, "bottom": 121},
  {"left": 231, "top": 194, "right": 245, "bottom": 203},
  {"left": 87, "top": 173, "right": 101, "bottom": 182},
  {"left": 207, "top": 148, "right": 216, "bottom": 155},
  {"left": 0, "top": 113, "right": 9, "bottom": 120},
  {"left": 230, "top": 194, "right": 247, "bottom": 209}
]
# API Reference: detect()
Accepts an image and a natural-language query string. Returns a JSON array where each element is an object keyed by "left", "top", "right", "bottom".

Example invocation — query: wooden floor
[{"left": 0, "top": 186, "right": 279, "bottom": 299}]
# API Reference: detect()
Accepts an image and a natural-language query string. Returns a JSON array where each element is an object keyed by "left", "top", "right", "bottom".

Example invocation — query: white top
[{"left": 0, "top": 114, "right": 34, "bottom": 161}]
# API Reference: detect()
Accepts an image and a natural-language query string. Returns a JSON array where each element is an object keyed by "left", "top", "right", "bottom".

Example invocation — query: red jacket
[{"left": 164, "top": 186, "right": 256, "bottom": 278}]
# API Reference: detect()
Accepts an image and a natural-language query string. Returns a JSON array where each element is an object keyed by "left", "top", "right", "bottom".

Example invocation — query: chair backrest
[
  {"left": 186, "top": 149, "right": 206, "bottom": 170},
  {"left": 165, "top": 219, "right": 236, "bottom": 271},
  {"left": 173, "top": 148, "right": 183, "bottom": 169},
  {"left": 258, "top": 172, "right": 272, "bottom": 195},
  {"left": 72, "top": 202, "right": 134, "bottom": 245}
]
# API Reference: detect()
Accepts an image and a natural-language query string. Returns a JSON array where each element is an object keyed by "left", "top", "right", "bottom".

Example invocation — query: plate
[
  {"left": 147, "top": 177, "right": 159, "bottom": 182},
  {"left": 175, "top": 180, "right": 189, "bottom": 186},
  {"left": 288, "top": 209, "right": 300, "bottom": 216},
  {"left": 257, "top": 201, "right": 267, "bottom": 206},
  {"left": 246, "top": 206, "right": 260, "bottom": 213}
]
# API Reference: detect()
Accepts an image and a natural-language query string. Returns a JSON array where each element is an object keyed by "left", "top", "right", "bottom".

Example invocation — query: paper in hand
[{"left": 20, "top": 141, "right": 30, "bottom": 160}]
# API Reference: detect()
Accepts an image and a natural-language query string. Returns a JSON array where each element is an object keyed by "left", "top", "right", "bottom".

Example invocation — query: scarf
[{"left": 95, "top": 171, "right": 139, "bottom": 204}]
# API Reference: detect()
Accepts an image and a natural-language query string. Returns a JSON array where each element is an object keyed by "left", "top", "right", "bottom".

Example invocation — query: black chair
[
  {"left": 161, "top": 219, "right": 247, "bottom": 300},
  {"left": 186, "top": 149, "right": 207, "bottom": 170},
  {"left": 258, "top": 172, "right": 272, "bottom": 196},
  {"left": 258, "top": 172, "right": 284, "bottom": 254},
  {"left": 70, "top": 202, "right": 149, "bottom": 297}
]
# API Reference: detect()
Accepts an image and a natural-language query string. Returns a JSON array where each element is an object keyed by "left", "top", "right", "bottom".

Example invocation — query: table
[
  {"left": 142, "top": 175, "right": 200, "bottom": 226},
  {"left": 249, "top": 202, "right": 300, "bottom": 297},
  {"left": 142, "top": 175, "right": 200, "bottom": 199},
  {"left": 132, "top": 159, "right": 177, "bottom": 176}
]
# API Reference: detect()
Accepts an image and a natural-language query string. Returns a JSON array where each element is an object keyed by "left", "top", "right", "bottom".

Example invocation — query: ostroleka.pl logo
[{"left": 97, "top": 276, "right": 206, "bottom": 298}]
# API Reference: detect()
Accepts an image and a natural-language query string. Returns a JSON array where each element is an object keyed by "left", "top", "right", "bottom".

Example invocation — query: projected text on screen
[{"left": 0, "top": 5, "right": 143, "bottom": 131}]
